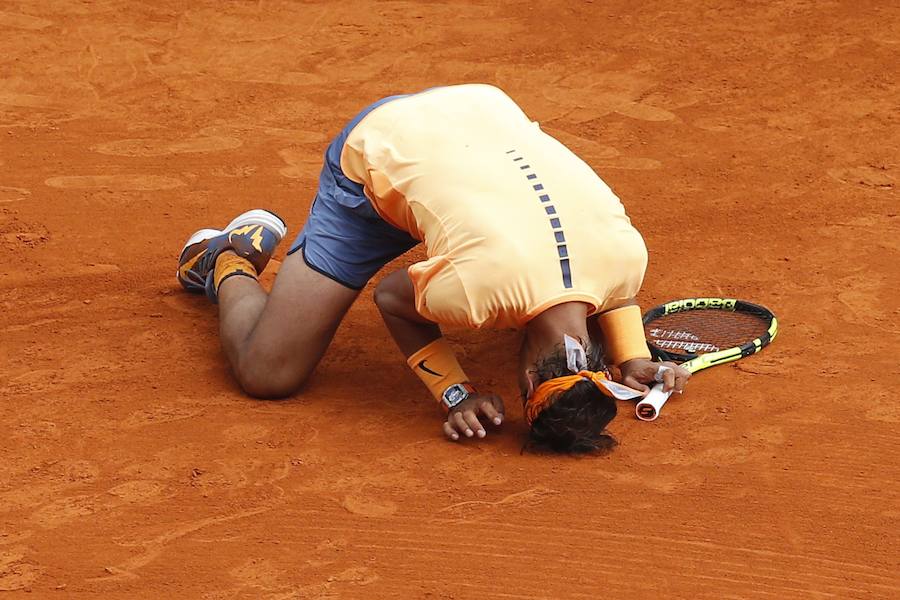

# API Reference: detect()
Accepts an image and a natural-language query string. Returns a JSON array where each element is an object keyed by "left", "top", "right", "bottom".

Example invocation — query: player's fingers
[
  {"left": 452, "top": 411, "right": 474, "bottom": 438},
  {"left": 662, "top": 368, "right": 677, "bottom": 393},
  {"left": 479, "top": 398, "right": 502, "bottom": 426},
  {"left": 462, "top": 410, "right": 486, "bottom": 438},
  {"left": 672, "top": 366, "right": 690, "bottom": 393},
  {"left": 490, "top": 395, "right": 505, "bottom": 424},
  {"left": 623, "top": 376, "right": 651, "bottom": 396},
  {"left": 443, "top": 420, "right": 460, "bottom": 441},
  {"left": 661, "top": 362, "right": 689, "bottom": 393}
]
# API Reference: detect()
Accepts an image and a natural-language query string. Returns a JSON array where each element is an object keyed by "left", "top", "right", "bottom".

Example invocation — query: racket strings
[{"left": 645, "top": 311, "right": 770, "bottom": 357}]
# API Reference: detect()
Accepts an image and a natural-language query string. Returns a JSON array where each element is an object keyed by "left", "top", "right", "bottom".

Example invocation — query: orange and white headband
[{"left": 524, "top": 335, "right": 644, "bottom": 426}]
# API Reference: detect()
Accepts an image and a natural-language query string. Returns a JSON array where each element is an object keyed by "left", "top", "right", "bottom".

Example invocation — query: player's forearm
[
  {"left": 381, "top": 311, "right": 442, "bottom": 357},
  {"left": 379, "top": 301, "right": 474, "bottom": 408},
  {"left": 374, "top": 270, "right": 441, "bottom": 357},
  {"left": 374, "top": 270, "right": 477, "bottom": 407}
]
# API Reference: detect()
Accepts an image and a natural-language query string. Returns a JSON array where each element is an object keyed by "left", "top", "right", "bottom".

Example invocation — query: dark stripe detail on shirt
[
  {"left": 506, "top": 150, "right": 573, "bottom": 289},
  {"left": 560, "top": 259, "right": 573, "bottom": 288}
]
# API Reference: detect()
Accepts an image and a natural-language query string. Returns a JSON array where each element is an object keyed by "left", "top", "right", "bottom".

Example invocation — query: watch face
[{"left": 443, "top": 384, "right": 469, "bottom": 407}]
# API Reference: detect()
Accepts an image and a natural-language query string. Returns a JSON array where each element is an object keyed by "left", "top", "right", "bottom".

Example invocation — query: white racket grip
[{"left": 635, "top": 383, "right": 673, "bottom": 421}]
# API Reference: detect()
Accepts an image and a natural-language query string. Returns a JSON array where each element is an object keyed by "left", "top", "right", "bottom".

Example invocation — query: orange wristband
[
  {"left": 597, "top": 305, "right": 652, "bottom": 365},
  {"left": 407, "top": 338, "right": 470, "bottom": 405}
]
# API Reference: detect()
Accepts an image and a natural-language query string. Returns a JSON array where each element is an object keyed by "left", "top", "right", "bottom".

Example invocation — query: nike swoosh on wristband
[{"left": 417, "top": 360, "right": 442, "bottom": 377}]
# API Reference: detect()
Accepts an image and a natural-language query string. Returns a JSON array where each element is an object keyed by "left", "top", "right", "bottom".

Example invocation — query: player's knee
[{"left": 235, "top": 361, "right": 306, "bottom": 400}]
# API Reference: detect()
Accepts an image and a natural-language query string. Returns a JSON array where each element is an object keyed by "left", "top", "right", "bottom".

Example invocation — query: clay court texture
[{"left": 1, "top": 1, "right": 898, "bottom": 598}]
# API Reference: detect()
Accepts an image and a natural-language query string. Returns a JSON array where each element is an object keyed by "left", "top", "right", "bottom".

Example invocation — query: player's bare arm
[{"left": 375, "top": 269, "right": 505, "bottom": 440}]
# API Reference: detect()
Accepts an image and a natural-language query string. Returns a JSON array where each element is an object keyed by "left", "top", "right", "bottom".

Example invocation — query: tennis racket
[{"left": 635, "top": 298, "right": 778, "bottom": 421}]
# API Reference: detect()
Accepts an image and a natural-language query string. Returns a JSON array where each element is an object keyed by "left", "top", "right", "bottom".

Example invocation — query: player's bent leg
[{"left": 217, "top": 251, "right": 359, "bottom": 398}]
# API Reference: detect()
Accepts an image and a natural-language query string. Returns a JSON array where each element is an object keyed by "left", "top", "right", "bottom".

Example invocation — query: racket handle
[{"left": 635, "top": 383, "right": 673, "bottom": 421}]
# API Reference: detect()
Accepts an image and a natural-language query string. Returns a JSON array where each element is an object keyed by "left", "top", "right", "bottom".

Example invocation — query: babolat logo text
[{"left": 664, "top": 298, "right": 736, "bottom": 314}]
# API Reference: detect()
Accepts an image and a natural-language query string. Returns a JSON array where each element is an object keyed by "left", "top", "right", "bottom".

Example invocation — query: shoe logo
[
  {"left": 229, "top": 225, "right": 265, "bottom": 253},
  {"left": 417, "top": 360, "right": 442, "bottom": 377},
  {"left": 249, "top": 226, "right": 264, "bottom": 253}
]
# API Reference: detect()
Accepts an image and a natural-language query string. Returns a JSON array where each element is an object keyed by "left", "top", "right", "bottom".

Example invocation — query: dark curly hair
[{"left": 525, "top": 340, "right": 618, "bottom": 454}]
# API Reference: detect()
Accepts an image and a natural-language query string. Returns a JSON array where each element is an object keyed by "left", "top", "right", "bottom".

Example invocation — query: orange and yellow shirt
[{"left": 340, "top": 84, "right": 648, "bottom": 329}]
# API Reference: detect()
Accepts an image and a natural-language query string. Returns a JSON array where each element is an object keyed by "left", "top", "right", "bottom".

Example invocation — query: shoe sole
[{"left": 181, "top": 209, "right": 288, "bottom": 251}]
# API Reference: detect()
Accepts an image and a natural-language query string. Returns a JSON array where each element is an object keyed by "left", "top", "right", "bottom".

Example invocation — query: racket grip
[{"left": 635, "top": 383, "right": 673, "bottom": 422}]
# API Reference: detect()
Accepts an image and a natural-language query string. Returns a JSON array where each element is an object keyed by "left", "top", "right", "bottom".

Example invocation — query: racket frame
[{"left": 635, "top": 298, "right": 779, "bottom": 421}]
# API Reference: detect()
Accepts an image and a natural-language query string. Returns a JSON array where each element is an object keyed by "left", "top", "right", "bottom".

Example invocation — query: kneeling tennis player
[{"left": 176, "top": 84, "right": 689, "bottom": 453}]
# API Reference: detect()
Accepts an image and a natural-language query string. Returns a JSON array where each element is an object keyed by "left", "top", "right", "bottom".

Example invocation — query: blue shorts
[{"left": 287, "top": 95, "right": 419, "bottom": 289}]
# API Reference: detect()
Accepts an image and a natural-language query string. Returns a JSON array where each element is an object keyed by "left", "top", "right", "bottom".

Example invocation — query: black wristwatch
[{"left": 442, "top": 382, "right": 476, "bottom": 410}]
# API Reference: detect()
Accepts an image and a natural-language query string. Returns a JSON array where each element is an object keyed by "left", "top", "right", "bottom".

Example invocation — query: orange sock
[{"left": 213, "top": 253, "right": 258, "bottom": 294}]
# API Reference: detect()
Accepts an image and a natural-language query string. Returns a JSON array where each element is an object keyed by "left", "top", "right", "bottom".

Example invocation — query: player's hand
[
  {"left": 618, "top": 358, "right": 690, "bottom": 395},
  {"left": 443, "top": 393, "right": 504, "bottom": 441}
]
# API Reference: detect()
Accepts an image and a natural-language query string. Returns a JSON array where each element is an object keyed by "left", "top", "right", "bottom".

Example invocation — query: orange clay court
[{"left": 1, "top": 1, "right": 898, "bottom": 598}]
